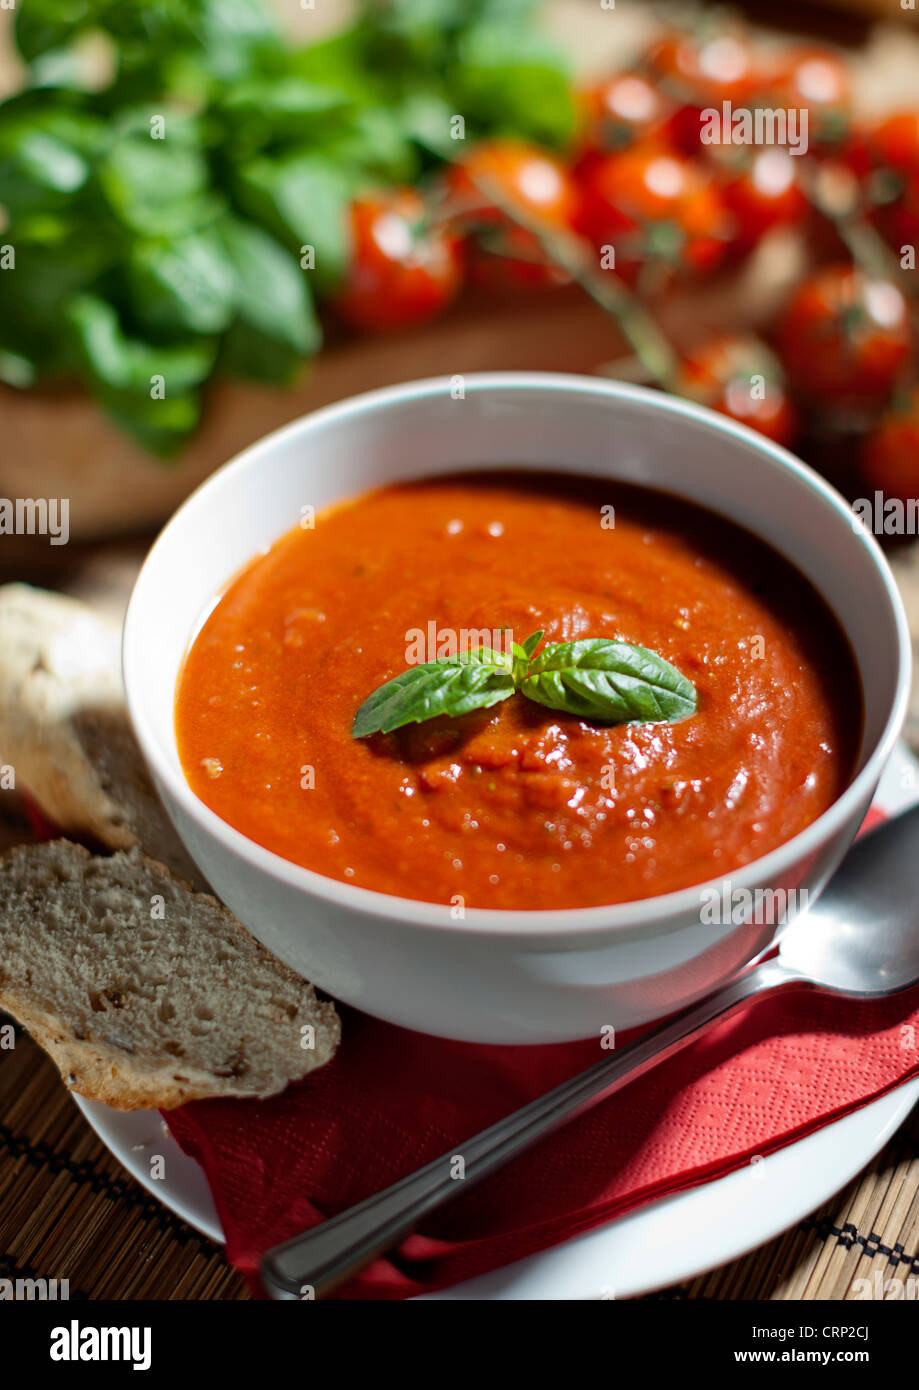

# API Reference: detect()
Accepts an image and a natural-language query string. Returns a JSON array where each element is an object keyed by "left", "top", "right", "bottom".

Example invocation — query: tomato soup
[{"left": 175, "top": 473, "right": 860, "bottom": 910}]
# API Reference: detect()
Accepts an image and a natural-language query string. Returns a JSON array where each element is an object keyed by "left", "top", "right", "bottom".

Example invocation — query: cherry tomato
[
  {"left": 861, "top": 386, "right": 919, "bottom": 503},
  {"left": 333, "top": 189, "right": 464, "bottom": 334},
  {"left": 769, "top": 46, "right": 852, "bottom": 148},
  {"left": 847, "top": 114, "right": 919, "bottom": 253},
  {"left": 575, "top": 145, "right": 732, "bottom": 284},
  {"left": 721, "top": 148, "right": 807, "bottom": 253},
  {"left": 680, "top": 335, "right": 798, "bottom": 447},
  {"left": 776, "top": 264, "right": 913, "bottom": 413},
  {"left": 445, "top": 140, "right": 578, "bottom": 292},
  {"left": 837, "top": 123, "right": 874, "bottom": 183},
  {"left": 869, "top": 112, "right": 919, "bottom": 175},
  {"left": 577, "top": 72, "right": 672, "bottom": 156},
  {"left": 840, "top": 114, "right": 919, "bottom": 205},
  {"left": 645, "top": 30, "right": 762, "bottom": 155},
  {"left": 872, "top": 168, "right": 919, "bottom": 258}
]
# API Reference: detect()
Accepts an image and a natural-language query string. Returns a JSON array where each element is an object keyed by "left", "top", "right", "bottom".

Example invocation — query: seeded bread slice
[
  {"left": 0, "top": 840, "right": 340, "bottom": 1109},
  {"left": 0, "top": 583, "right": 200, "bottom": 883}
]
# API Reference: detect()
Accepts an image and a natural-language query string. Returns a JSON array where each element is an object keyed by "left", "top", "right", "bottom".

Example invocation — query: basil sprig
[
  {"left": 352, "top": 646, "right": 517, "bottom": 739},
  {"left": 353, "top": 630, "right": 696, "bottom": 737},
  {"left": 520, "top": 638, "right": 697, "bottom": 723}
]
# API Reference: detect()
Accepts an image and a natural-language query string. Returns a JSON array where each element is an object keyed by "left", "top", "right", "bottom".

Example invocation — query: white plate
[{"left": 74, "top": 744, "right": 919, "bottom": 1299}]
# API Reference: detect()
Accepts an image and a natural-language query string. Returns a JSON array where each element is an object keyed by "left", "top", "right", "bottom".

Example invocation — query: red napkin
[{"left": 166, "top": 806, "right": 919, "bottom": 1299}]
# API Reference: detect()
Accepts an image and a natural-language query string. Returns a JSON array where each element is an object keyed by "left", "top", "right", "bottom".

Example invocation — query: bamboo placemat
[
  {"left": 0, "top": 1017, "right": 247, "bottom": 1301},
  {"left": 1, "top": 1012, "right": 916, "bottom": 1300}
]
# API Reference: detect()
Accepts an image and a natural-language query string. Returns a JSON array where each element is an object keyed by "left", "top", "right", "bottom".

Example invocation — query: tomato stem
[
  {"left": 799, "top": 158, "right": 913, "bottom": 289},
  {"left": 459, "top": 172, "right": 682, "bottom": 392}
]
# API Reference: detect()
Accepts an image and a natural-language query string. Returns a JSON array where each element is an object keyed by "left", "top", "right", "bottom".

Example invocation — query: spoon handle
[{"left": 260, "top": 958, "right": 804, "bottom": 1299}]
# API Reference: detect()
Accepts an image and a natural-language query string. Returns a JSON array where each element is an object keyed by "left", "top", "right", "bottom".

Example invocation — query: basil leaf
[
  {"left": 219, "top": 323, "right": 302, "bottom": 385},
  {"left": 0, "top": 109, "right": 105, "bottom": 215},
  {"left": 519, "top": 640, "right": 697, "bottom": 725},
  {"left": 399, "top": 91, "right": 458, "bottom": 159},
  {"left": 65, "top": 293, "right": 216, "bottom": 395},
  {"left": 284, "top": 30, "right": 381, "bottom": 101},
  {"left": 217, "top": 78, "right": 353, "bottom": 154},
  {"left": 0, "top": 349, "right": 38, "bottom": 388},
  {"left": 98, "top": 389, "right": 203, "bottom": 457},
  {"left": 234, "top": 154, "right": 352, "bottom": 293},
  {"left": 450, "top": 23, "right": 576, "bottom": 149},
  {"left": 353, "top": 649, "right": 515, "bottom": 738},
  {"left": 97, "top": 112, "right": 219, "bottom": 237},
  {"left": 218, "top": 215, "right": 320, "bottom": 357},
  {"left": 0, "top": 227, "right": 116, "bottom": 370},
  {"left": 15, "top": 0, "right": 279, "bottom": 80},
  {"left": 309, "top": 106, "right": 422, "bottom": 185},
  {"left": 1, "top": 129, "right": 86, "bottom": 199},
  {"left": 127, "top": 229, "right": 239, "bottom": 336},
  {"left": 191, "top": 0, "right": 281, "bottom": 81},
  {"left": 13, "top": 0, "right": 95, "bottom": 65}
]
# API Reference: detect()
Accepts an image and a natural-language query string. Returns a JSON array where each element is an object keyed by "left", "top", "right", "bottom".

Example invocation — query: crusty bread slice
[
  {"left": 0, "top": 840, "right": 340, "bottom": 1109},
  {"left": 0, "top": 583, "right": 201, "bottom": 883}
]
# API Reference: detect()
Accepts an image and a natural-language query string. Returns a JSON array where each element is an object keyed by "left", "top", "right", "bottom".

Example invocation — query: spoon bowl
[{"left": 780, "top": 804, "right": 919, "bottom": 997}]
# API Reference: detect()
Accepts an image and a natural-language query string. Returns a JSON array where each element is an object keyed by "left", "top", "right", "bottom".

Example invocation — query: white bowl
[{"left": 123, "top": 373, "right": 911, "bottom": 1044}]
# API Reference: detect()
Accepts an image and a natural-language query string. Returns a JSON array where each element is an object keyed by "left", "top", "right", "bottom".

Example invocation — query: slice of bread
[
  {"left": 0, "top": 840, "right": 340, "bottom": 1109},
  {"left": 0, "top": 583, "right": 201, "bottom": 883}
]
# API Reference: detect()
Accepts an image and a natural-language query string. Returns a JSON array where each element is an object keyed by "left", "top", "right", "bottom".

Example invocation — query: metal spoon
[{"left": 260, "top": 804, "right": 919, "bottom": 1300}]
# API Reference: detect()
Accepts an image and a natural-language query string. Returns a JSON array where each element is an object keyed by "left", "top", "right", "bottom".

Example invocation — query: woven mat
[{"left": 2, "top": 1017, "right": 917, "bottom": 1300}]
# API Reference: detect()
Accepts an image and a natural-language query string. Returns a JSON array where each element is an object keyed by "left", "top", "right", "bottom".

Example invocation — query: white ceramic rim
[{"left": 124, "top": 372, "right": 913, "bottom": 941}]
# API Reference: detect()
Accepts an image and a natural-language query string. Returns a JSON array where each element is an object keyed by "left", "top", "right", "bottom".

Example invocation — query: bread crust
[
  {"left": 0, "top": 584, "right": 131, "bottom": 846},
  {"left": 0, "top": 584, "right": 202, "bottom": 882},
  {"left": 1, "top": 987, "right": 340, "bottom": 1110}
]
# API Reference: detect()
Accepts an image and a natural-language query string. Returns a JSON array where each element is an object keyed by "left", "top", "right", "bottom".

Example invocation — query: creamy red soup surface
[{"left": 175, "top": 472, "right": 861, "bottom": 911}]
